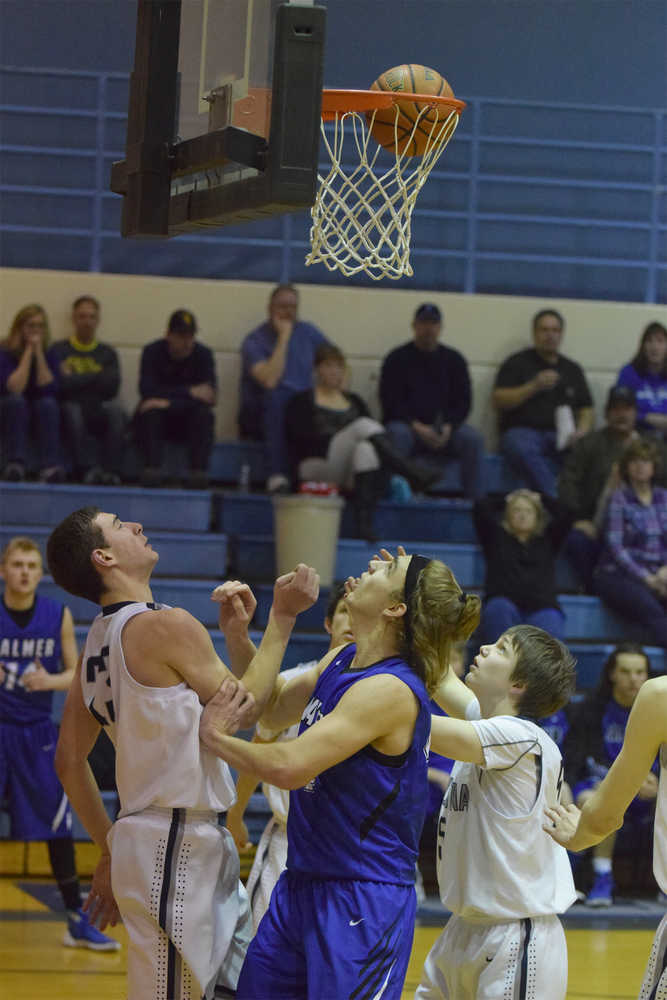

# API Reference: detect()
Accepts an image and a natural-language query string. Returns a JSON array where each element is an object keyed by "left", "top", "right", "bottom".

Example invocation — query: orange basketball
[{"left": 368, "top": 64, "right": 455, "bottom": 157}]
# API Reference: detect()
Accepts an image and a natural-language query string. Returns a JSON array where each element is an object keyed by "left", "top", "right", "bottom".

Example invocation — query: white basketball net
[{"left": 306, "top": 103, "right": 460, "bottom": 281}]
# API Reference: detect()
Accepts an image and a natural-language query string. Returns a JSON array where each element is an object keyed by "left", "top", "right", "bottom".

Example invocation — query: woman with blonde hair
[
  {"left": 474, "top": 488, "right": 573, "bottom": 644},
  {"left": 0, "top": 304, "right": 64, "bottom": 482}
]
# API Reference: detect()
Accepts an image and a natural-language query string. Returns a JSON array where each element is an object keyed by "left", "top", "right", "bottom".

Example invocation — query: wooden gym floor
[{"left": 0, "top": 875, "right": 656, "bottom": 1000}]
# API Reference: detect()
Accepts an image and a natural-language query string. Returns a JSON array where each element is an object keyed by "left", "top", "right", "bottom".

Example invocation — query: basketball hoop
[{"left": 305, "top": 89, "right": 465, "bottom": 281}]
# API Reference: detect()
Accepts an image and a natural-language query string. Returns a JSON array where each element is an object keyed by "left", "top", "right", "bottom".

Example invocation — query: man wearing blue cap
[{"left": 379, "top": 304, "right": 485, "bottom": 499}]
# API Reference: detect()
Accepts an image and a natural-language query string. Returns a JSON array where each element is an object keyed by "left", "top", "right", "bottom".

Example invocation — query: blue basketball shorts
[
  {"left": 0, "top": 719, "right": 72, "bottom": 839},
  {"left": 236, "top": 871, "right": 417, "bottom": 1000}
]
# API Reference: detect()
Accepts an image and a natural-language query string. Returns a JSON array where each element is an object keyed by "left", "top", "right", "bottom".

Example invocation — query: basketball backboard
[{"left": 110, "top": 0, "right": 326, "bottom": 237}]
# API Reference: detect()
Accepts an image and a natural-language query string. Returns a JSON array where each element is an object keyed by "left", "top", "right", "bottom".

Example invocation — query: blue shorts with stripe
[
  {"left": 0, "top": 719, "right": 72, "bottom": 839},
  {"left": 237, "top": 871, "right": 416, "bottom": 1000}
]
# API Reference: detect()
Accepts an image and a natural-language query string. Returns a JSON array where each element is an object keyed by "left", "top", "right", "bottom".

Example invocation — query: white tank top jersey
[
  {"left": 654, "top": 746, "right": 667, "bottom": 894},
  {"left": 81, "top": 602, "right": 236, "bottom": 817},
  {"left": 255, "top": 662, "right": 316, "bottom": 824},
  {"left": 435, "top": 698, "right": 576, "bottom": 923}
]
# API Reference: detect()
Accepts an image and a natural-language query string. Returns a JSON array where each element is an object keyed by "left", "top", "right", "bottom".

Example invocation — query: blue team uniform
[
  {"left": 540, "top": 707, "right": 570, "bottom": 753},
  {"left": 238, "top": 644, "right": 431, "bottom": 1000},
  {"left": 0, "top": 596, "right": 72, "bottom": 839}
]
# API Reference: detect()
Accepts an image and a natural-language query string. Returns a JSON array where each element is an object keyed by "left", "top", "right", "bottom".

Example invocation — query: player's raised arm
[
  {"left": 545, "top": 676, "right": 667, "bottom": 851},
  {"left": 429, "top": 713, "right": 484, "bottom": 764},
  {"left": 432, "top": 662, "right": 477, "bottom": 720},
  {"left": 211, "top": 579, "right": 258, "bottom": 678},
  {"left": 239, "top": 564, "right": 319, "bottom": 717}
]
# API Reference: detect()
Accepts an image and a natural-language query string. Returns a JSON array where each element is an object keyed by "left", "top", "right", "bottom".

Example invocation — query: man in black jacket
[
  {"left": 379, "top": 303, "right": 485, "bottom": 499},
  {"left": 134, "top": 309, "right": 216, "bottom": 489}
]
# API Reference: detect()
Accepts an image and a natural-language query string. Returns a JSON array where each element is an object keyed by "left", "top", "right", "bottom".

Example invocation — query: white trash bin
[{"left": 272, "top": 494, "right": 344, "bottom": 588}]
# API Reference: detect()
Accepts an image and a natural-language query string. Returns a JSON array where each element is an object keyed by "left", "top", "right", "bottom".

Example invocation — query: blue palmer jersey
[
  {"left": 0, "top": 596, "right": 64, "bottom": 724},
  {"left": 287, "top": 643, "right": 432, "bottom": 885}
]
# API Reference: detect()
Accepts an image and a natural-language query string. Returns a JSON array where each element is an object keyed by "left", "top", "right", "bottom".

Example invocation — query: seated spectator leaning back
[
  {"left": 616, "top": 320, "right": 667, "bottom": 440},
  {"left": 593, "top": 438, "right": 667, "bottom": 648},
  {"left": 134, "top": 309, "right": 216, "bottom": 489},
  {"left": 473, "top": 489, "right": 573, "bottom": 645},
  {"left": 0, "top": 304, "right": 64, "bottom": 483},
  {"left": 492, "top": 309, "right": 594, "bottom": 496},
  {"left": 565, "top": 643, "right": 658, "bottom": 905},
  {"left": 238, "top": 284, "right": 329, "bottom": 494},
  {"left": 48, "top": 296, "right": 125, "bottom": 485},
  {"left": 379, "top": 303, "right": 485, "bottom": 499},
  {"left": 285, "top": 344, "right": 439, "bottom": 541},
  {"left": 559, "top": 385, "right": 667, "bottom": 593}
]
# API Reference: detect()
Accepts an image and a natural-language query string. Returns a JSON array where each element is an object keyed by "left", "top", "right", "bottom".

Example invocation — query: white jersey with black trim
[
  {"left": 435, "top": 698, "right": 576, "bottom": 922},
  {"left": 254, "top": 662, "right": 316, "bottom": 824},
  {"left": 81, "top": 602, "right": 236, "bottom": 817},
  {"left": 654, "top": 746, "right": 667, "bottom": 894}
]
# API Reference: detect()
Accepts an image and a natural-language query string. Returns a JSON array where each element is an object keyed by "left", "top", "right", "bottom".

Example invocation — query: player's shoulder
[{"left": 122, "top": 604, "right": 196, "bottom": 643}]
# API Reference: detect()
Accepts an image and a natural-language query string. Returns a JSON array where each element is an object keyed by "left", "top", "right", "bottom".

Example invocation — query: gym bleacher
[{"left": 1, "top": 441, "right": 664, "bottom": 851}]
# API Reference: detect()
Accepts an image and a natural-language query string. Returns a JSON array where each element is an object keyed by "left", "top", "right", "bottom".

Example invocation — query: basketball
[{"left": 368, "top": 64, "right": 455, "bottom": 157}]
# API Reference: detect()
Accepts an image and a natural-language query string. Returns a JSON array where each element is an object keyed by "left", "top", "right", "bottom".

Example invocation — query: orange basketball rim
[{"left": 305, "top": 88, "right": 466, "bottom": 282}]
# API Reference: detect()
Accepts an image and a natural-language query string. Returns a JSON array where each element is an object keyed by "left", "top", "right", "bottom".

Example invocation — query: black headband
[{"left": 403, "top": 554, "right": 431, "bottom": 648}]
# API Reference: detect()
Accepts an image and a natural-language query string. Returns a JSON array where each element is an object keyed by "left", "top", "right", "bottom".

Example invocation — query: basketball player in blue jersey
[
  {"left": 414, "top": 623, "right": 577, "bottom": 1000},
  {"left": 46, "top": 506, "right": 319, "bottom": 1000},
  {"left": 200, "top": 552, "right": 481, "bottom": 1000},
  {"left": 545, "top": 676, "right": 667, "bottom": 999},
  {"left": 0, "top": 535, "right": 119, "bottom": 950}
]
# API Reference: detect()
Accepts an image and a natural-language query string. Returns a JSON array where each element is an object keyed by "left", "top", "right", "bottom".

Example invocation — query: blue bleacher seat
[{"left": 0, "top": 482, "right": 212, "bottom": 531}]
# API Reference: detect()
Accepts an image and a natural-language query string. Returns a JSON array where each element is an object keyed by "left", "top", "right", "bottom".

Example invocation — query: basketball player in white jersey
[
  {"left": 416, "top": 623, "right": 577, "bottom": 1000},
  {"left": 46, "top": 506, "right": 319, "bottom": 1000},
  {"left": 545, "top": 674, "right": 667, "bottom": 999},
  {"left": 224, "top": 581, "right": 352, "bottom": 929}
]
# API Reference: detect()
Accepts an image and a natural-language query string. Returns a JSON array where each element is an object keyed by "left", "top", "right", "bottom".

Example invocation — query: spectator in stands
[
  {"left": 616, "top": 321, "right": 667, "bottom": 439},
  {"left": 0, "top": 535, "right": 119, "bottom": 949},
  {"left": 565, "top": 643, "right": 658, "bottom": 905},
  {"left": 0, "top": 304, "right": 65, "bottom": 483},
  {"left": 379, "top": 303, "right": 486, "bottom": 499},
  {"left": 239, "top": 284, "right": 329, "bottom": 494},
  {"left": 593, "top": 438, "right": 667, "bottom": 648},
  {"left": 284, "top": 344, "right": 440, "bottom": 540},
  {"left": 492, "top": 309, "right": 594, "bottom": 496},
  {"left": 473, "top": 489, "right": 573, "bottom": 644},
  {"left": 558, "top": 385, "right": 667, "bottom": 592},
  {"left": 134, "top": 309, "right": 216, "bottom": 489},
  {"left": 48, "top": 296, "right": 125, "bottom": 485}
]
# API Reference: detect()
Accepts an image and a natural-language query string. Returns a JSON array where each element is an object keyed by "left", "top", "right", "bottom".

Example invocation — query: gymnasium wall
[
  {"left": 3, "top": 0, "right": 666, "bottom": 106},
  {"left": 1, "top": 266, "right": 660, "bottom": 448}
]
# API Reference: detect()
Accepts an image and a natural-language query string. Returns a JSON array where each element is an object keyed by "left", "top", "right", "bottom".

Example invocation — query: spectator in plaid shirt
[{"left": 594, "top": 438, "right": 667, "bottom": 648}]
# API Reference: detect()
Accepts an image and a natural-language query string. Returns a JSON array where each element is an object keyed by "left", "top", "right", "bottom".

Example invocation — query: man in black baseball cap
[
  {"left": 378, "top": 303, "right": 486, "bottom": 499},
  {"left": 134, "top": 309, "right": 216, "bottom": 488}
]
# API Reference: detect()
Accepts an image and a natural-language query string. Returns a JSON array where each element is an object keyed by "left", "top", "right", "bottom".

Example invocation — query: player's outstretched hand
[
  {"left": 84, "top": 852, "right": 120, "bottom": 930},
  {"left": 543, "top": 803, "right": 582, "bottom": 846},
  {"left": 200, "top": 677, "right": 256, "bottom": 747},
  {"left": 376, "top": 545, "right": 408, "bottom": 562},
  {"left": 211, "top": 580, "right": 257, "bottom": 635},
  {"left": 272, "top": 564, "right": 320, "bottom": 619}
]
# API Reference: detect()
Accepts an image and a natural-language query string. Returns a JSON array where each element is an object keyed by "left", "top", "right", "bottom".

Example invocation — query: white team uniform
[
  {"left": 81, "top": 602, "right": 252, "bottom": 1000},
  {"left": 416, "top": 699, "right": 576, "bottom": 1000},
  {"left": 639, "top": 744, "right": 667, "bottom": 1000},
  {"left": 245, "top": 662, "right": 314, "bottom": 929}
]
